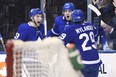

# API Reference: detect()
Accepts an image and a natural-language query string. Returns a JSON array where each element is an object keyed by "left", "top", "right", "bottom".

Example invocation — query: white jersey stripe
[
  {"left": 82, "top": 58, "right": 101, "bottom": 64},
  {"left": 52, "top": 28, "right": 59, "bottom": 35}
]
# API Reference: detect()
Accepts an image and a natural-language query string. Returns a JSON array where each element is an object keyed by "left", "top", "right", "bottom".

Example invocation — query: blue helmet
[
  {"left": 71, "top": 9, "right": 84, "bottom": 22},
  {"left": 62, "top": 2, "right": 75, "bottom": 11},
  {"left": 29, "top": 8, "right": 43, "bottom": 18}
]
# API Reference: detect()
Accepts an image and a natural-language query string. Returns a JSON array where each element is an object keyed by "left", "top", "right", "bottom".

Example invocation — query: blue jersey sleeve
[
  {"left": 52, "top": 17, "right": 60, "bottom": 34},
  {"left": 14, "top": 23, "right": 45, "bottom": 41},
  {"left": 47, "top": 23, "right": 59, "bottom": 37},
  {"left": 60, "top": 27, "right": 74, "bottom": 45},
  {"left": 39, "top": 24, "right": 45, "bottom": 39},
  {"left": 14, "top": 24, "right": 28, "bottom": 41},
  {"left": 47, "top": 16, "right": 61, "bottom": 37}
]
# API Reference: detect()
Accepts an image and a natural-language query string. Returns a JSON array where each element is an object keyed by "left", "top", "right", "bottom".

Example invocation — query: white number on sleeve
[
  {"left": 60, "top": 33, "right": 66, "bottom": 40},
  {"left": 14, "top": 33, "right": 20, "bottom": 39}
]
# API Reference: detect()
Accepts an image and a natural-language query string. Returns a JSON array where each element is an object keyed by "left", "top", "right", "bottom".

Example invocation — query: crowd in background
[{"left": 93, "top": 0, "right": 116, "bottom": 50}]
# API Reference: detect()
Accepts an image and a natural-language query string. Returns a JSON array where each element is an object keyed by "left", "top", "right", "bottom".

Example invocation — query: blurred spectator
[
  {"left": 92, "top": 0, "right": 113, "bottom": 50},
  {"left": 101, "top": 20, "right": 116, "bottom": 50},
  {"left": 93, "top": 0, "right": 110, "bottom": 8},
  {"left": 92, "top": 0, "right": 116, "bottom": 49},
  {"left": 99, "top": 0, "right": 116, "bottom": 49}
]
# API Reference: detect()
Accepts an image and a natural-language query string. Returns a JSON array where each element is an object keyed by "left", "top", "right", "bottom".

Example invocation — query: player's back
[
  {"left": 74, "top": 22, "right": 97, "bottom": 51},
  {"left": 61, "top": 22, "right": 102, "bottom": 67}
]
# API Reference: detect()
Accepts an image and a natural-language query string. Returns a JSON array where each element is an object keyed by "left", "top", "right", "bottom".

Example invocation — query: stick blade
[{"left": 88, "top": 4, "right": 101, "bottom": 16}]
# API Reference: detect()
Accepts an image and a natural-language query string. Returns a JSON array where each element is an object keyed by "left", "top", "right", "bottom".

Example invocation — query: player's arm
[
  {"left": 14, "top": 24, "right": 28, "bottom": 41},
  {"left": 39, "top": 24, "right": 46, "bottom": 39},
  {"left": 59, "top": 28, "right": 74, "bottom": 46},
  {"left": 59, "top": 28, "right": 84, "bottom": 70},
  {"left": 47, "top": 18, "right": 59, "bottom": 37},
  {"left": 47, "top": 24, "right": 59, "bottom": 37},
  {"left": 99, "top": 1, "right": 115, "bottom": 14}
]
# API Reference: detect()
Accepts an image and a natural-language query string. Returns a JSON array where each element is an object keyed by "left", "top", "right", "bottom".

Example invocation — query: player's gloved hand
[
  {"left": 41, "top": 35, "right": 48, "bottom": 40},
  {"left": 67, "top": 43, "right": 84, "bottom": 70}
]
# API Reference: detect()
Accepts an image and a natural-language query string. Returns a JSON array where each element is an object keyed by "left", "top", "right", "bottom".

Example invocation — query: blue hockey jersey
[
  {"left": 14, "top": 23, "right": 45, "bottom": 41},
  {"left": 47, "top": 15, "right": 73, "bottom": 36},
  {"left": 60, "top": 22, "right": 102, "bottom": 67}
]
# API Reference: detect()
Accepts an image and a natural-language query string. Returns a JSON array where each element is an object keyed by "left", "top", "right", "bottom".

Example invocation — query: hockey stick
[
  {"left": 88, "top": 4, "right": 111, "bottom": 50},
  {"left": 0, "top": 33, "right": 6, "bottom": 52},
  {"left": 87, "top": 4, "right": 101, "bottom": 28},
  {"left": 40, "top": 0, "right": 47, "bottom": 36},
  {"left": 43, "top": 0, "right": 47, "bottom": 36},
  {"left": 44, "top": 13, "right": 47, "bottom": 36},
  {"left": 88, "top": 4, "right": 101, "bottom": 16}
]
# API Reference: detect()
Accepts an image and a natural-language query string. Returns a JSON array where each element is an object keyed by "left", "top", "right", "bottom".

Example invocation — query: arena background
[
  {"left": 0, "top": 0, "right": 87, "bottom": 42},
  {"left": 0, "top": 0, "right": 116, "bottom": 77}
]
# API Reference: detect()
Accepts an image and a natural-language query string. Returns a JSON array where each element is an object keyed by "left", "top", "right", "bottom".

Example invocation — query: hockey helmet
[
  {"left": 29, "top": 8, "right": 43, "bottom": 18},
  {"left": 62, "top": 2, "right": 75, "bottom": 11},
  {"left": 71, "top": 9, "right": 84, "bottom": 22}
]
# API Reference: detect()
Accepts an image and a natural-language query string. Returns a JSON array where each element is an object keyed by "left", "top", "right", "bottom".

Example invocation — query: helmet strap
[{"left": 31, "top": 17, "right": 38, "bottom": 27}]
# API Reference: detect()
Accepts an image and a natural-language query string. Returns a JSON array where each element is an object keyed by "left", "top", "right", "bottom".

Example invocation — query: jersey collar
[{"left": 28, "top": 21, "right": 38, "bottom": 28}]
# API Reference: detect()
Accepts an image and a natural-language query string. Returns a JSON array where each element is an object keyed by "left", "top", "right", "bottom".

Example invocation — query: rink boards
[{"left": 0, "top": 51, "right": 116, "bottom": 77}]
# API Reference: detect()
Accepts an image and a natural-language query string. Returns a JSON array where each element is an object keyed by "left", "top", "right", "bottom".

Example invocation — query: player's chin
[
  {"left": 67, "top": 18, "right": 71, "bottom": 21},
  {"left": 35, "top": 22, "right": 41, "bottom": 27}
]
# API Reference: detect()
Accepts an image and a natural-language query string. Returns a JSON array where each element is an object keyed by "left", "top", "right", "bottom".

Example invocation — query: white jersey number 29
[{"left": 79, "top": 32, "right": 97, "bottom": 51}]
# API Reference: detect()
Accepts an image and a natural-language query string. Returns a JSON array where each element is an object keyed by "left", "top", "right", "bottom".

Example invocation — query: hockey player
[
  {"left": 14, "top": 8, "right": 45, "bottom": 41},
  {"left": 60, "top": 9, "right": 102, "bottom": 77},
  {"left": 47, "top": 2, "right": 75, "bottom": 36}
]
